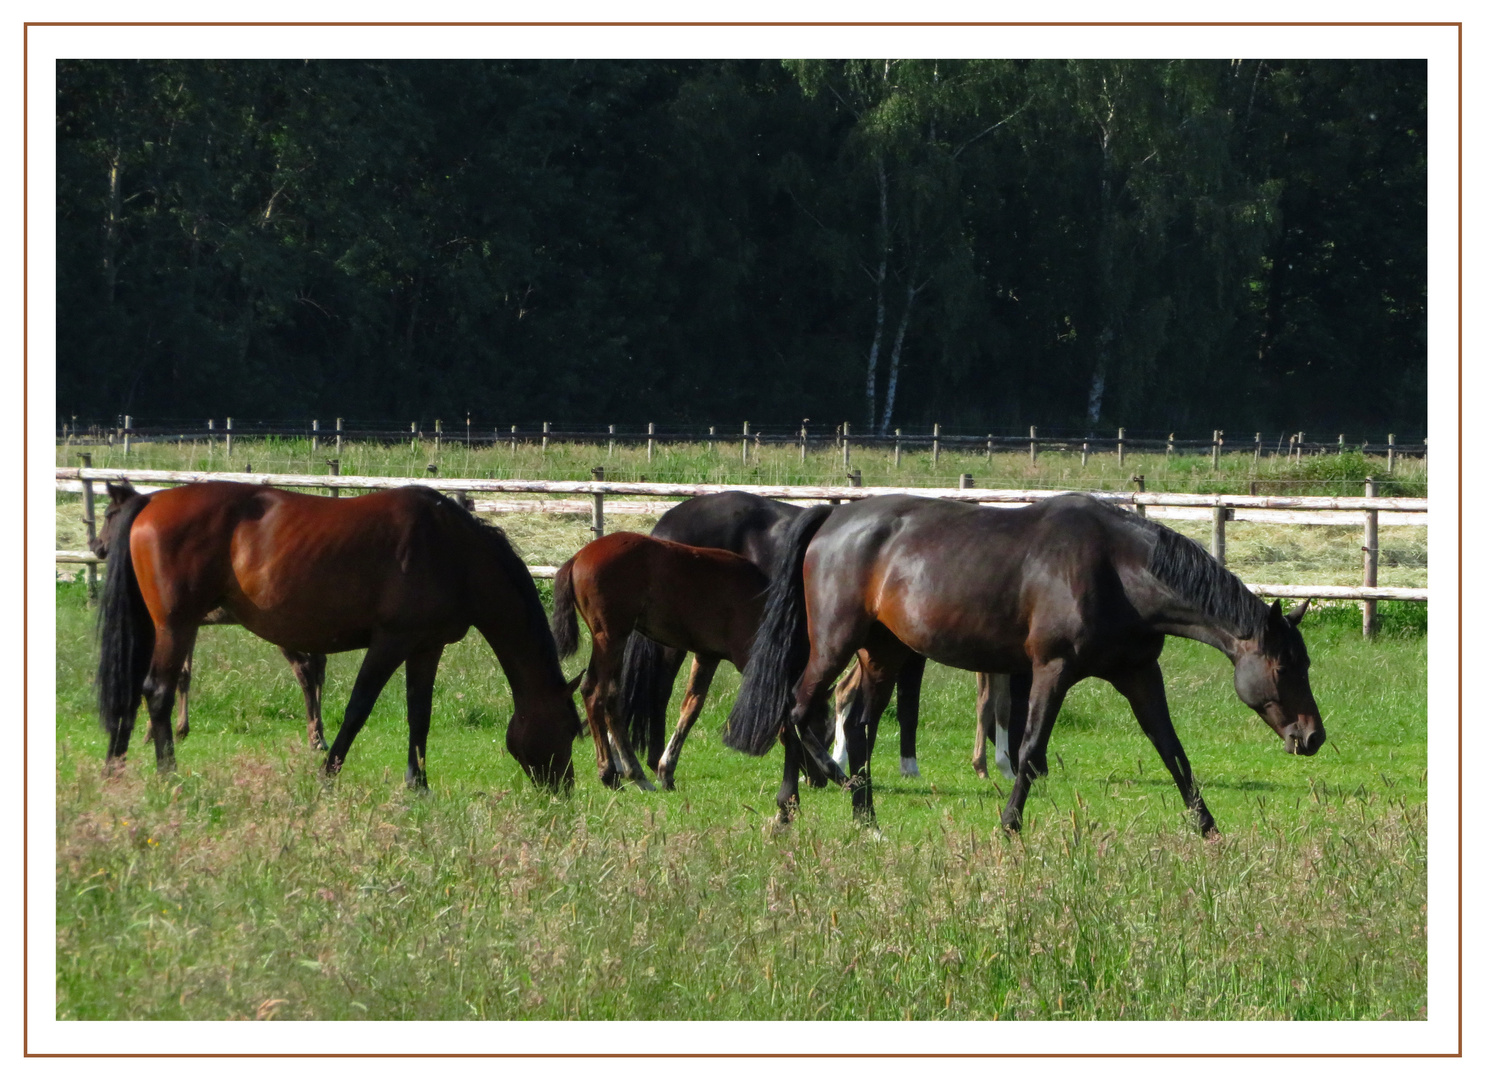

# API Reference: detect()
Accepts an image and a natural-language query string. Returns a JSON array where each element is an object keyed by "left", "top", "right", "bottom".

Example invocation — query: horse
[
  {"left": 617, "top": 491, "right": 937, "bottom": 788},
  {"left": 551, "top": 531, "right": 770, "bottom": 790},
  {"left": 724, "top": 493, "right": 1324, "bottom": 835},
  {"left": 91, "top": 481, "right": 329, "bottom": 749},
  {"left": 95, "top": 481, "right": 583, "bottom": 788}
]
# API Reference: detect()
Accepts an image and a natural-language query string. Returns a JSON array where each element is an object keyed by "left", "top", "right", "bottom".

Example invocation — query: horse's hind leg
[
  {"left": 582, "top": 633, "right": 654, "bottom": 791},
  {"left": 646, "top": 645, "right": 687, "bottom": 774},
  {"left": 655, "top": 655, "right": 719, "bottom": 791},
  {"left": 1000, "top": 660, "right": 1074, "bottom": 833},
  {"left": 403, "top": 643, "right": 445, "bottom": 789},
  {"left": 283, "top": 649, "right": 328, "bottom": 750},
  {"left": 324, "top": 637, "right": 407, "bottom": 778},
  {"left": 1108, "top": 660, "right": 1217, "bottom": 837},
  {"left": 141, "top": 624, "right": 200, "bottom": 773},
  {"left": 972, "top": 673, "right": 1015, "bottom": 780},
  {"left": 842, "top": 637, "right": 909, "bottom": 823},
  {"left": 894, "top": 653, "right": 925, "bottom": 777}
]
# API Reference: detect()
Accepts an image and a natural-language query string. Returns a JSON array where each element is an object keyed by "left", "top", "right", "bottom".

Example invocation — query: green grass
[
  {"left": 54, "top": 580, "right": 1427, "bottom": 1021},
  {"left": 59, "top": 435, "right": 1428, "bottom": 499}
]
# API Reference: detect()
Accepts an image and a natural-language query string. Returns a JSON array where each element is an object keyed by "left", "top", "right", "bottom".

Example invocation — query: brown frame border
[{"left": 24, "top": 20, "right": 1463, "bottom": 1058}]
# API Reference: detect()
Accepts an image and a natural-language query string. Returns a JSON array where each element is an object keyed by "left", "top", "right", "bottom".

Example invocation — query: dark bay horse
[
  {"left": 618, "top": 491, "right": 956, "bottom": 787},
  {"left": 92, "top": 482, "right": 329, "bottom": 749},
  {"left": 96, "top": 481, "right": 583, "bottom": 788},
  {"left": 552, "top": 531, "right": 769, "bottom": 790},
  {"left": 725, "top": 493, "right": 1324, "bottom": 834}
]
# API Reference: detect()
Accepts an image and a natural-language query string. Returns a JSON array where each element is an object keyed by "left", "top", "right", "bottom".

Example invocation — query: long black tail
[
  {"left": 95, "top": 495, "right": 155, "bottom": 743},
  {"left": 722, "top": 504, "right": 833, "bottom": 756},
  {"left": 618, "top": 632, "right": 673, "bottom": 761},
  {"left": 550, "top": 557, "right": 580, "bottom": 659}
]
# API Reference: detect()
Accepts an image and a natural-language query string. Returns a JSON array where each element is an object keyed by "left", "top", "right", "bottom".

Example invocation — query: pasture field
[
  {"left": 54, "top": 577, "right": 1428, "bottom": 1022},
  {"left": 58, "top": 434, "right": 1428, "bottom": 500}
]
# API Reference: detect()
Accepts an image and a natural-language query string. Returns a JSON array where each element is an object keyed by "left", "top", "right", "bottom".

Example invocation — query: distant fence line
[
  {"left": 56, "top": 417, "right": 1428, "bottom": 472},
  {"left": 55, "top": 466, "right": 1427, "bottom": 632}
]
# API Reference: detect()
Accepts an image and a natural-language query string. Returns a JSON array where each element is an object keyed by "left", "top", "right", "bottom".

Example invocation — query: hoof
[
  {"left": 657, "top": 774, "right": 676, "bottom": 792},
  {"left": 900, "top": 757, "right": 920, "bottom": 779}
]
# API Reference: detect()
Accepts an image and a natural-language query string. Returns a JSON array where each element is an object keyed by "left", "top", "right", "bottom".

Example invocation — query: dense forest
[{"left": 54, "top": 59, "right": 1427, "bottom": 436}]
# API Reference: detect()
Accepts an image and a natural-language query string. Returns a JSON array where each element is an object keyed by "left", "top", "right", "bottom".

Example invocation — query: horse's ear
[
  {"left": 105, "top": 480, "right": 137, "bottom": 504},
  {"left": 565, "top": 673, "right": 583, "bottom": 696},
  {"left": 1285, "top": 598, "right": 1310, "bottom": 627}
]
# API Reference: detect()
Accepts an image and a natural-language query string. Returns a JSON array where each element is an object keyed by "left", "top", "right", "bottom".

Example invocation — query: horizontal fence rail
[
  {"left": 56, "top": 419, "right": 1429, "bottom": 458},
  {"left": 54, "top": 467, "right": 1427, "bottom": 613}
]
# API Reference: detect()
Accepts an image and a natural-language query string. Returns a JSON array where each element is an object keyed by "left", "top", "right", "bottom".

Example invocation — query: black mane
[{"left": 1143, "top": 517, "right": 1267, "bottom": 638}]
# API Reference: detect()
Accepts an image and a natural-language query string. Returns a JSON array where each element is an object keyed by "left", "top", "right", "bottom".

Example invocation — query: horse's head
[
  {"left": 505, "top": 675, "right": 584, "bottom": 791},
  {"left": 90, "top": 481, "right": 143, "bottom": 558},
  {"left": 1232, "top": 599, "right": 1326, "bottom": 755}
]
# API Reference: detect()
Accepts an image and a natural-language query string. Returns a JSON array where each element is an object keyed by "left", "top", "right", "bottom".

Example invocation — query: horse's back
[{"left": 652, "top": 491, "right": 802, "bottom": 569}]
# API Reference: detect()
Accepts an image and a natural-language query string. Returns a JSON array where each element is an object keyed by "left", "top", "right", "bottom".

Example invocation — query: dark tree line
[{"left": 55, "top": 58, "right": 1426, "bottom": 435}]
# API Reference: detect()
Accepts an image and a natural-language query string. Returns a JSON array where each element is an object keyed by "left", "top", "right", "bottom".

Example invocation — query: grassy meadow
[{"left": 52, "top": 441, "right": 1428, "bottom": 1022}]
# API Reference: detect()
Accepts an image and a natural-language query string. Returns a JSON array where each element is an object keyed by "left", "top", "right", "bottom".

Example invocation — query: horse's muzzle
[{"left": 1283, "top": 721, "right": 1326, "bottom": 756}]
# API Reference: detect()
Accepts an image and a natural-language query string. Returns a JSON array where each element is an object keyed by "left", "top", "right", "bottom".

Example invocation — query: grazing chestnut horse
[
  {"left": 551, "top": 531, "right": 769, "bottom": 789},
  {"left": 96, "top": 481, "right": 582, "bottom": 788},
  {"left": 725, "top": 493, "right": 1325, "bottom": 834},
  {"left": 92, "top": 482, "right": 329, "bottom": 749},
  {"left": 618, "top": 491, "right": 939, "bottom": 787}
]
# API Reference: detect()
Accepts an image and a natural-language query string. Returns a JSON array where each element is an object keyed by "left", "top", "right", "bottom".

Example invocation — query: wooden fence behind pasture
[{"left": 55, "top": 466, "right": 1429, "bottom": 635}]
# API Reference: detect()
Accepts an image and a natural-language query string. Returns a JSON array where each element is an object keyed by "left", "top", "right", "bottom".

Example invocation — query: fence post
[
  {"left": 1029, "top": 425, "right": 1038, "bottom": 465},
  {"left": 591, "top": 466, "right": 605, "bottom": 538},
  {"left": 543, "top": 421, "right": 550, "bottom": 453},
  {"left": 708, "top": 425, "right": 716, "bottom": 452},
  {"left": 510, "top": 425, "right": 518, "bottom": 452},
  {"left": 1387, "top": 433, "right": 1396, "bottom": 474},
  {"left": 123, "top": 414, "right": 132, "bottom": 457},
  {"left": 932, "top": 423, "right": 941, "bottom": 468},
  {"left": 1166, "top": 432, "right": 1174, "bottom": 459},
  {"left": 609, "top": 424, "right": 616, "bottom": 458},
  {"left": 466, "top": 414, "right": 472, "bottom": 448},
  {"left": 1338, "top": 434, "right": 1345, "bottom": 454},
  {"left": 226, "top": 417, "right": 233, "bottom": 458},
  {"left": 1211, "top": 501, "right": 1228, "bottom": 567},
  {"left": 959, "top": 472, "right": 973, "bottom": 489},
  {"left": 1132, "top": 474, "right": 1146, "bottom": 518},
  {"left": 842, "top": 421, "right": 851, "bottom": 471},
  {"left": 742, "top": 421, "right": 750, "bottom": 464},
  {"left": 79, "top": 452, "right": 98, "bottom": 602},
  {"left": 435, "top": 419, "right": 442, "bottom": 453},
  {"left": 1297, "top": 431, "right": 1306, "bottom": 460},
  {"left": 647, "top": 422, "right": 655, "bottom": 462},
  {"left": 894, "top": 428, "right": 902, "bottom": 469},
  {"left": 848, "top": 468, "right": 862, "bottom": 488},
  {"left": 1211, "top": 430, "right": 1220, "bottom": 469},
  {"left": 1253, "top": 431, "right": 1261, "bottom": 466},
  {"left": 411, "top": 421, "right": 418, "bottom": 450},
  {"left": 1422, "top": 437, "right": 1427, "bottom": 468},
  {"left": 311, "top": 419, "right": 319, "bottom": 452},
  {"left": 1363, "top": 476, "right": 1379, "bottom": 639},
  {"left": 328, "top": 458, "right": 340, "bottom": 497},
  {"left": 336, "top": 417, "right": 343, "bottom": 457},
  {"left": 799, "top": 421, "right": 808, "bottom": 464},
  {"left": 986, "top": 433, "right": 994, "bottom": 460},
  {"left": 1117, "top": 427, "right": 1126, "bottom": 467},
  {"left": 1081, "top": 439, "right": 1089, "bottom": 468}
]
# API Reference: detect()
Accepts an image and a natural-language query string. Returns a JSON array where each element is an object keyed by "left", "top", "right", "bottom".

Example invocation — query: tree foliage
[{"left": 55, "top": 59, "right": 1426, "bottom": 435}]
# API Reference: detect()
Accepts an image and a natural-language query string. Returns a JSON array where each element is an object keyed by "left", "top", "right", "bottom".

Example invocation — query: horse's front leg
[
  {"left": 324, "top": 637, "right": 407, "bottom": 778},
  {"left": 283, "top": 648, "right": 328, "bottom": 750},
  {"left": 1109, "top": 660, "right": 1217, "bottom": 837}
]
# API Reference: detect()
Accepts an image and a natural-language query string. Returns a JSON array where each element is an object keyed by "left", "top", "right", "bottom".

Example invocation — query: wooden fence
[
  {"left": 55, "top": 466, "right": 1429, "bottom": 635},
  {"left": 57, "top": 418, "right": 1428, "bottom": 473}
]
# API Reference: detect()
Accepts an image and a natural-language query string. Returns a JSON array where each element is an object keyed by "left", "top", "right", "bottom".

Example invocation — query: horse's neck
[
  {"left": 473, "top": 563, "right": 567, "bottom": 705},
  {"left": 1134, "top": 577, "right": 1251, "bottom": 662}
]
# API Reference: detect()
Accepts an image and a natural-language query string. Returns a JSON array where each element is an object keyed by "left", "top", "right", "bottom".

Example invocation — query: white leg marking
[
  {"left": 994, "top": 718, "right": 1016, "bottom": 780},
  {"left": 830, "top": 710, "right": 850, "bottom": 771},
  {"left": 900, "top": 756, "right": 920, "bottom": 778}
]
